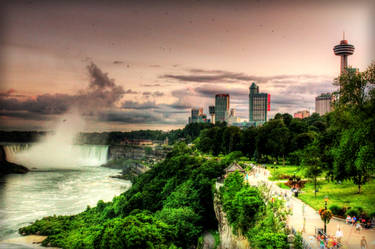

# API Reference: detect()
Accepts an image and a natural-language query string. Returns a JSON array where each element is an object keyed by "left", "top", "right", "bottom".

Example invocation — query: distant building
[
  {"left": 122, "top": 139, "right": 153, "bottom": 146},
  {"left": 294, "top": 110, "right": 310, "bottom": 119},
  {"left": 227, "top": 108, "right": 240, "bottom": 125},
  {"left": 232, "top": 121, "right": 255, "bottom": 129},
  {"left": 249, "top": 82, "right": 270, "bottom": 122},
  {"left": 215, "top": 94, "right": 230, "bottom": 123},
  {"left": 188, "top": 108, "right": 209, "bottom": 124},
  {"left": 315, "top": 93, "right": 333, "bottom": 116},
  {"left": 224, "top": 162, "right": 245, "bottom": 178},
  {"left": 164, "top": 137, "right": 169, "bottom": 145},
  {"left": 209, "top": 106, "right": 215, "bottom": 124},
  {"left": 190, "top": 108, "right": 203, "bottom": 123}
]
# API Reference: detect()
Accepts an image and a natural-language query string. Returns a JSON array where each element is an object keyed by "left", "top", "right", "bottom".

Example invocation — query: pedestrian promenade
[{"left": 246, "top": 165, "right": 375, "bottom": 249}]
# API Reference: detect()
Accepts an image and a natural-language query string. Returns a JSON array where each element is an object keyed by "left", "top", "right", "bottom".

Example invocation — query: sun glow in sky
[{"left": 0, "top": 0, "right": 374, "bottom": 131}]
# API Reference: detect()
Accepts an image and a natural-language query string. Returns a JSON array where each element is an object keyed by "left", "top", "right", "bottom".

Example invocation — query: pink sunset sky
[{"left": 0, "top": 0, "right": 374, "bottom": 131}]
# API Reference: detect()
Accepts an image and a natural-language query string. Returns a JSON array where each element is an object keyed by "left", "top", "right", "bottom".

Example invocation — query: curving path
[{"left": 246, "top": 165, "right": 375, "bottom": 249}]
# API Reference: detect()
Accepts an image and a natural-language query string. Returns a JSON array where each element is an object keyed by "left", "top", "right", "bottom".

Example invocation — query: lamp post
[{"left": 324, "top": 196, "right": 328, "bottom": 234}]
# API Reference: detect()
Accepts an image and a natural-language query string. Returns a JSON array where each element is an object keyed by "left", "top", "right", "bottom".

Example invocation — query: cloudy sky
[{"left": 0, "top": 0, "right": 374, "bottom": 131}]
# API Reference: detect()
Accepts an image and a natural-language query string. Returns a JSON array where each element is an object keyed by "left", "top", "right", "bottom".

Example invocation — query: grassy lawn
[
  {"left": 298, "top": 179, "right": 375, "bottom": 215},
  {"left": 277, "top": 182, "right": 291, "bottom": 190},
  {"left": 266, "top": 164, "right": 306, "bottom": 181}
]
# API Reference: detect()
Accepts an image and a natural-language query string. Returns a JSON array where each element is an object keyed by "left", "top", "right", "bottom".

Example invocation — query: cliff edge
[{"left": 0, "top": 145, "right": 29, "bottom": 176}]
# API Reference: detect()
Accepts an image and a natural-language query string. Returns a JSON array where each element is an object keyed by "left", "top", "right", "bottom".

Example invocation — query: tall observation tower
[{"left": 333, "top": 33, "right": 355, "bottom": 74}]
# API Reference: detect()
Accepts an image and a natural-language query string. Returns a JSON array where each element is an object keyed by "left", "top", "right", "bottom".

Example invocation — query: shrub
[
  {"left": 294, "top": 233, "right": 304, "bottom": 249},
  {"left": 346, "top": 208, "right": 359, "bottom": 217},
  {"left": 251, "top": 232, "right": 288, "bottom": 249},
  {"left": 329, "top": 205, "right": 345, "bottom": 217},
  {"left": 369, "top": 211, "right": 375, "bottom": 218},
  {"left": 354, "top": 206, "right": 364, "bottom": 214}
]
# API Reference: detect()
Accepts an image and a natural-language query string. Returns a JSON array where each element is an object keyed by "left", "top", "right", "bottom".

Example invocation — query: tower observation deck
[{"left": 333, "top": 33, "right": 355, "bottom": 75}]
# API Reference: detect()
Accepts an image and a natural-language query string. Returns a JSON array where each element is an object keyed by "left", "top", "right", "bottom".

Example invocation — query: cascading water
[
  {"left": 2, "top": 110, "right": 109, "bottom": 169},
  {"left": 4, "top": 144, "right": 109, "bottom": 168}
]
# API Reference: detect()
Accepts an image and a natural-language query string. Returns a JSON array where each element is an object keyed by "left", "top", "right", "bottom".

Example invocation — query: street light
[{"left": 324, "top": 196, "right": 328, "bottom": 234}]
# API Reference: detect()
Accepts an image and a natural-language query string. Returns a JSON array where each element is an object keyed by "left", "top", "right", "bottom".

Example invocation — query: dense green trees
[
  {"left": 220, "top": 172, "right": 289, "bottom": 248},
  {"left": 196, "top": 112, "right": 321, "bottom": 163},
  {"left": 330, "top": 63, "right": 375, "bottom": 193},
  {"left": 20, "top": 143, "right": 229, "bottom": 248},
  {"left": 221, "top": 172, "right": 263, "bottom": 233},
  {"left": 299, "top": 142, "right": 324, "bottom": 197}
]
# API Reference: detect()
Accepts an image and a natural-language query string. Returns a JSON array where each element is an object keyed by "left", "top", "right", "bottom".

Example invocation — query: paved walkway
[{"left": 246, "top": 165, "right": 375, "bottom": 249}]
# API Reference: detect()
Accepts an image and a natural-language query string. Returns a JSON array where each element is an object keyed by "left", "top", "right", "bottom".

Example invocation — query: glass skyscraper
[
  {"left": 215, "top": 94, "right": 229, "bottom": 123},
  {"left": 249, "top": 82, "right": 269, "bottom": 122}
]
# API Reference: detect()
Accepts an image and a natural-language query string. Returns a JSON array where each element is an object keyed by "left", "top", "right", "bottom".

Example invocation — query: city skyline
[{"left": 0, "top": 0, "right": 374, "bottom": 131}]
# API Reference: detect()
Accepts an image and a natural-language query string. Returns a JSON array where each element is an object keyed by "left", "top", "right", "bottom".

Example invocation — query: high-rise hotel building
[
  {"left": 215, "top": 94, "right": 230, "bottom": 123},
  {"left": 315, "top": 93, "right": 333, "bottom": 116},
  {"left": 249, "top": 83, "right": 270, "bottom": 122}
]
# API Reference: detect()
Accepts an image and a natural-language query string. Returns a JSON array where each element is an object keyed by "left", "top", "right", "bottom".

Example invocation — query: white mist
[{"left": 6, "top": 109, "right": 108, "bottom": 169}]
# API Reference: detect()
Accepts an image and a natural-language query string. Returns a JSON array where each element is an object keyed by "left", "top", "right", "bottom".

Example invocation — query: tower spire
[{"left": 334, "top": 32, "right": 354, "bottom": 75}]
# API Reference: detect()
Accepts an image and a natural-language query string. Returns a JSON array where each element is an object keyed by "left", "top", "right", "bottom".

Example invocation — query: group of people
[
  {"left": 318, "top": 235, "right": 340, "bottom": 249},
  {"left": 345, "top": 215, "right": 373, "bottom": 231},
  {"left": 317, "top": 227, "right": 344, "bottom": 249}
]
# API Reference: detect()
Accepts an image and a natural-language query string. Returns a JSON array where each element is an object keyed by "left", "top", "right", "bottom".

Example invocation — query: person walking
[
  {"left": 335, "top": 226, "right": 343, "bottom": 244},
  {"left": 360, "top": 236, "right": 368, "bottom": 249},
  {"left": 346, "top": 215, "right": 351, "bottom": 224},
  {"left": 356, "top": 221, "right": 362, "bottom": 234},
  {"left": 352, "top": 216, "right": 357, "bottom": 226},
  {"left": 319, "top": 235, "right": 326, "bottom": 249}
]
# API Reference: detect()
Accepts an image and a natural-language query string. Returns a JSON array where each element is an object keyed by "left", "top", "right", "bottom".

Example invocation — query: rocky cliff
[
  {"left": 213, "top": 184, "right": 250, "bottom": 249},
  {"left": 108, "top": 145, "right": 145, "bottom": 160},
  {"left": 0, "top": 145, "right": 28, "bottom": 176}
]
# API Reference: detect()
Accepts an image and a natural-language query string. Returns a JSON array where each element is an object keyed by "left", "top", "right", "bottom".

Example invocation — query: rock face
[
  {"left": 213, "top": 186, "right": 250, "bottom": 249},
  {"left": 105, "top": 159, "right": 149, "bottom": 182},
  {"left": 108, "top": 145, "right": 145, "bottom": 160},
  {"left": 0, "top": 145, "right": 29, "bottom": 176}
]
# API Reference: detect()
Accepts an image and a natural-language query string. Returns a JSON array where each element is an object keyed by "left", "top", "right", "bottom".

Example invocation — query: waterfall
[
  {"left": 3, "top": 144, "right": 109, "bottom": 169},
  {"left": 75, "top": 145, "right": 109, "bottom": 166}
]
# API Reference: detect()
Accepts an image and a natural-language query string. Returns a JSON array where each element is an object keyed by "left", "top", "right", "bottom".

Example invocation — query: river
[{"left": 0, "top": 144, "right": 131, "bottom": 242}]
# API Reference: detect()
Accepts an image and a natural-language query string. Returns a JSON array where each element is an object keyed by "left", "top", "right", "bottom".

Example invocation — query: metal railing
[{"left": 290, "top": 227, "right": 313, "bottom": 249}]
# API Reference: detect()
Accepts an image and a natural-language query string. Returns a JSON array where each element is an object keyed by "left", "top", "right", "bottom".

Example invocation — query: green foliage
[
  {"left": 346, "top": 208, "right": 359, "bottom": 217},
  {"left": 293, "top": 233, "right": 304, "bottom": 249},
  {"left": 220, "top": 173, "right": 288, "bottom": 249},
  {"left": 20, "top": 143, "right": 225, "bottom": 248},
  {"left": 329, "top": 205, "right": 345, "bottom": 217},
  {"left": 250, "top": 232, "right": 288, "bottom": 249},
  {"left": 156, "top": 207, "right": 201, "bottom": 247},
  {"left": 221, "top": 173, "right": 263, "bottom": 233}
]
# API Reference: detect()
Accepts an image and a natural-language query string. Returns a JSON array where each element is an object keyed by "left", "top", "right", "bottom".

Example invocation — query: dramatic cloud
[
  {"left": 141, "top": 83, "right": 161, "bottom": 87},
  {"left": 122, "top": 101, "right": 157, "bottom": 110},
  {"left": 124, "top": 89, "right": 138, "bottom": 94},
  {"left": 98, "top": 110, "right": 186, "bottom": 125},
  {"left": 152, "top": 91, "right": 164, "bottom": 97},
  {"left": 161, "top": 68, "right": 328, "bottom": 85},
  {"left": 194, "top": 85, "right": 248, "bottom": 98},
  {"left": 99, "top": 110, "right": 161, "bottom": 124},
  {"left": 0, "top": 111, "right": 52, "bottom": 121},
  {"left": 0, "top": 62, "right": 125, "bottom": 119},
  {"left": 142, "top": 91, "right": 164, "bottom": 97}
]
